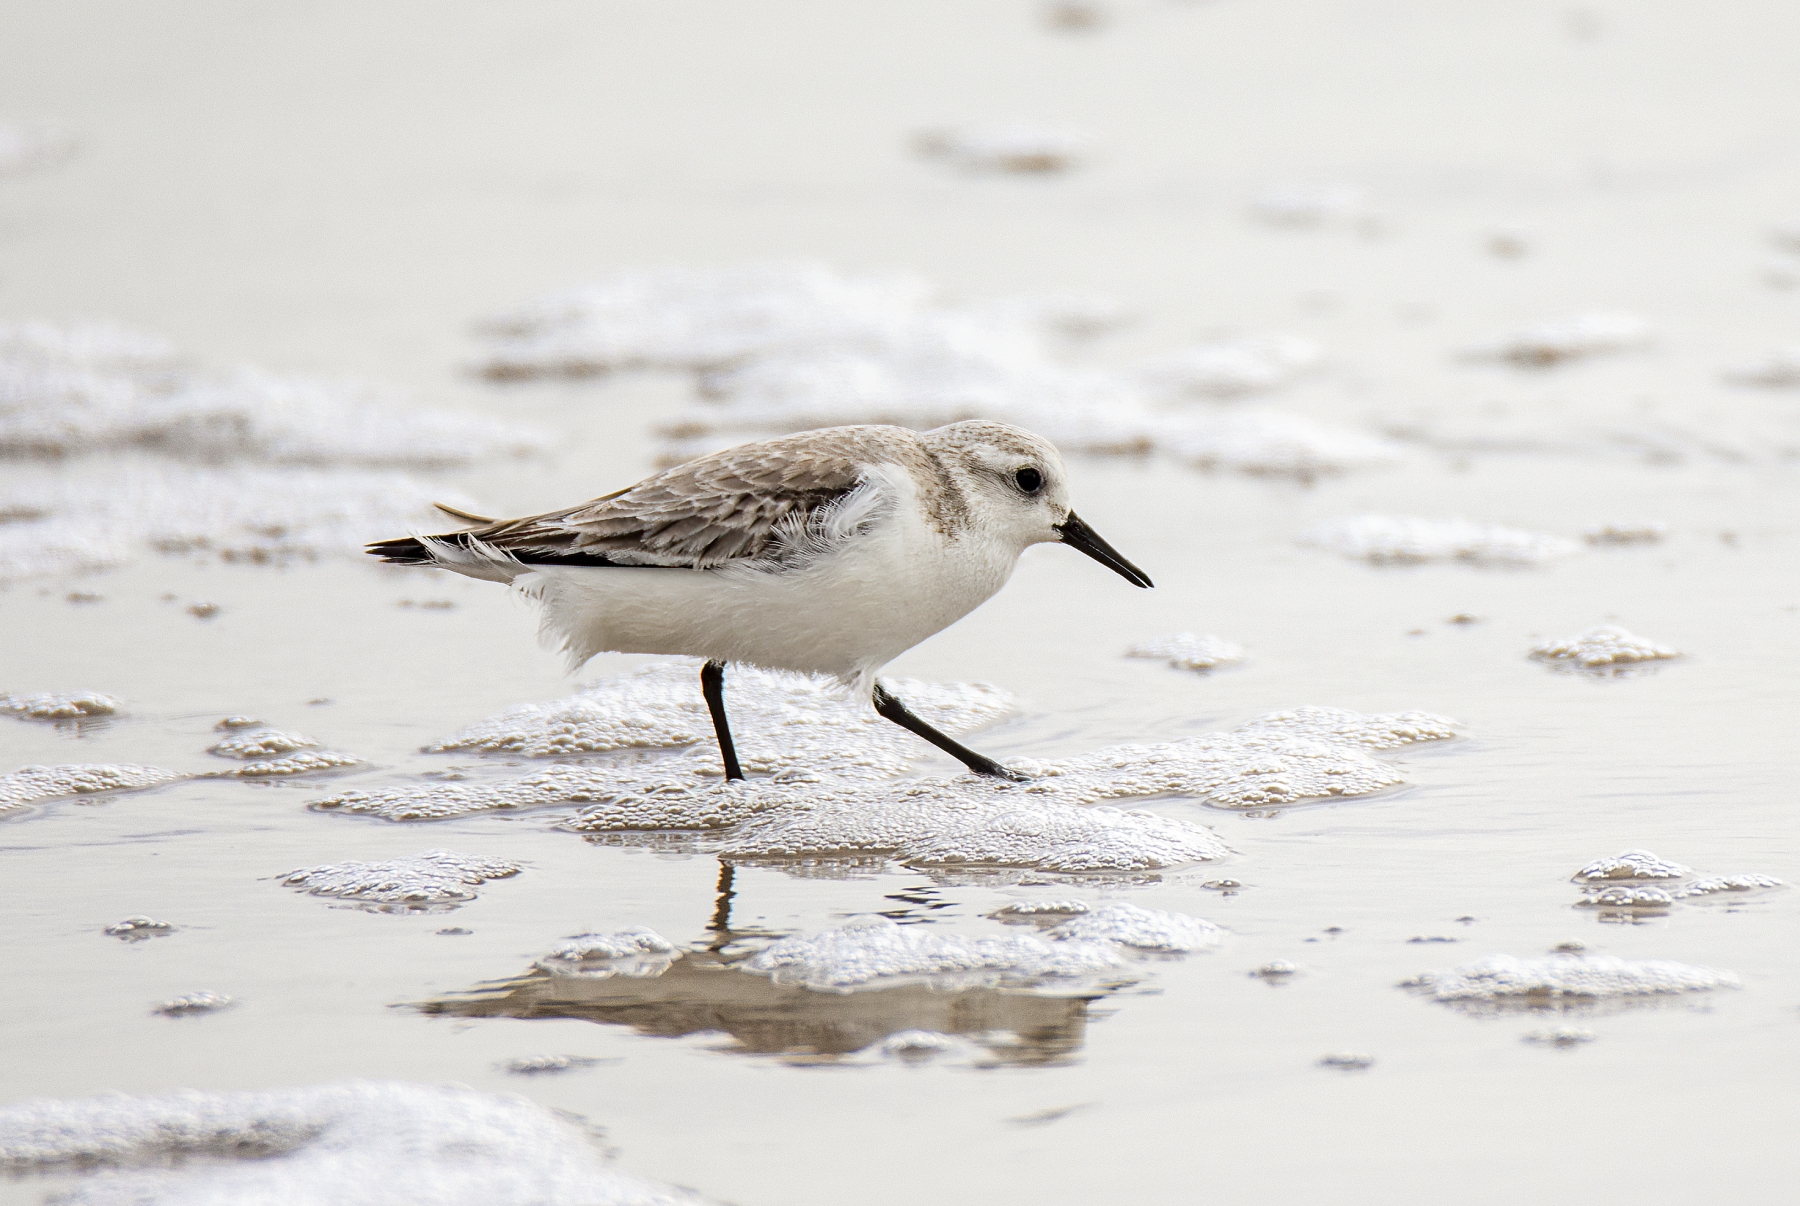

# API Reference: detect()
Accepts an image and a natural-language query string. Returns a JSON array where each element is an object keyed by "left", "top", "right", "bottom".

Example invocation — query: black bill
[{"left": 1054, "top": 512, "right": 1153, "bottom": 588}]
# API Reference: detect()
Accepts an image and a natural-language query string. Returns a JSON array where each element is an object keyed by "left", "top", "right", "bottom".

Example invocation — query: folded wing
[{"left": 368, "top": 427, "right": 909, "bottom": 571}]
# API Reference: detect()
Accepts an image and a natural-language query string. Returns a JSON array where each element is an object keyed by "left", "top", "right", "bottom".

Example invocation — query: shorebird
[{"left": 369, "top": 421, "right": 1151, "bottom": 781}]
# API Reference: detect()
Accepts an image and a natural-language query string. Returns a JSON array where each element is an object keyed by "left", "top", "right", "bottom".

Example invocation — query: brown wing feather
[{"left": 445, "top": 426, "right": 931, "bottom": 569}]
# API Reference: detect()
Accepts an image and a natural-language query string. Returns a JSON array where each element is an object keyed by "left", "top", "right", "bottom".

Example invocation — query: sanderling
[{"left": 369, "top": 421, "right": 1150, "bottom": 780}]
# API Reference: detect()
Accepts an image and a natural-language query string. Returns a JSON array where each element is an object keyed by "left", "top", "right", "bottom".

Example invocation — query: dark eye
[{"left": 1014, "top": 467, "right": 1043, "bottom": 494}]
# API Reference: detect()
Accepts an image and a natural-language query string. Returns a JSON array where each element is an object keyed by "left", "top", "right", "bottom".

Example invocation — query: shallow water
[{"left": 4, "top": 0, "right": 1800, "bottom": 1201}]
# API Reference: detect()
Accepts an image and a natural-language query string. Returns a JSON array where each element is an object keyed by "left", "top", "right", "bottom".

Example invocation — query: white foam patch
[
  {"left": 208, "top": 729, "right": 319, "bottom": 758},
  {"left": 533, "top": 928, "right": 682, "bottom": 979},
  {"left": 1573, "top": 850, "right": 1693, "bottom": 882},
  {"left": 201, "top": 749, "right": 363, "bottom": 779},
  {"left": 278, "top": 852, "right": 522, "bottom": 908},
  {"left": 153, "top": 992, "right": 235, "bottom": 1017},
  {"left": 1159, "top": 411, "right": 1402, "bottom": 479},
  {"left": 0, "top": 321, "right": 541, "bottom": 581},
  {"left": 428, "top": 662, "right": 1010, "bottom": 770},
  {"left": 1575, "top": 886, "right": 1675, "bottom": 909},
  {"left": 104, "top": 917, "right": 175, "bottom": 940},
  {"left": 1464, "top": 312, "right": 1652, "bottom": 366},
  {"left": 1043, "top": 903, "right": 1223, "bottom": 951},
  {"left": 1570, "top": 851, "right": 1781, "bottom": 912},
  {"left": 1304, "top": 515, "right": 1582, "bottom": 566},
  {"left": 1530, "top": 625, "right": 1681, "bottom": 668},
  {"left": 1235, "top": 706, "right": 1461, "bottom": 748},
  {"left": 314, "top": 694, "right": 1447, "bottom": 872},
  {"left": 1405, "top": 954, "right": 1737, "bottom": 1004},
  {"left": 718, "top": 786, "right": 1231, "bottom": 871},
  {"left": 0, "top": 460, "right": 474, "bottom": 582},
  {"left": 914, "top": 124, "right": 1085, "bottom": 173},
  {"left": 476, "top": 263, "right": 1397, "bottom": 480},
  {"left": 478, "top": 263, "right": 931, "bottom": 377},
  {"left": 1136, "top": 336, "right": 1321, "bottom": 399},
  {"left": 991, "top": 900, "right": 1090, "bottom": 919},
  {"left": 0, "top": 322, "right": 540, "bottom": 466},
  {"left": 0, "top": 1080, "right": 703, "bottom": 1205},
  {"left": 0, "top": 763, "right": 186, "bottom": 817},
  {"left": 1677, "top": 874, "right": 1784, "bottom": 896},
  {"left": 0, "top": 691, "right": 121, "bottom": 720},
  {"left": 743, "top": 916, "right": 1128, "bottom": 991},
  {"left": 1126, "top": 634, "right": 1245, "bottom": 672}
]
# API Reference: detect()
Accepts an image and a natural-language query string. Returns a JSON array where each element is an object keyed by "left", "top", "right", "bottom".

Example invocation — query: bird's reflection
[
  {"left": 415, "top": 865, "right": 1104, "bottom": 1067},
  {"left": 416, "top": 951, "right": 1099, "bottom": 1066}
]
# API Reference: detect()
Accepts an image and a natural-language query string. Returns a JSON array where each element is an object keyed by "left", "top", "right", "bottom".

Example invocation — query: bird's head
[{"left": 926, "top": 420, "right": 1153, "bottom": 588}]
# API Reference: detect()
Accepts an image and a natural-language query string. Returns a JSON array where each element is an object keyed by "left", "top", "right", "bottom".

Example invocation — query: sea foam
[{"left": 0, "top": 1080, "right": 704, "bottom": 1205}]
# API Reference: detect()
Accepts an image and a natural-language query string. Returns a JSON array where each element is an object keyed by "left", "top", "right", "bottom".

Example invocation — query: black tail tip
[{"left": 366, "top": 535, "right": 433, "bottom": 565}]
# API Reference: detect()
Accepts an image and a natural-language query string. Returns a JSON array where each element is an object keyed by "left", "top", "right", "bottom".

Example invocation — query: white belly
[{"left": 513, "top": 511, "right": 1017, "bottom": 690}]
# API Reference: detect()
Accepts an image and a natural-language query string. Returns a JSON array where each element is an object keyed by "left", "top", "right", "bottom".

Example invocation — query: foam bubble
[
  {"left": 500, "top": 1055, "right": 605, "bottom": 1075},
  {"left": 202, "top": 750, "right": 363, "bottom": 779},
  {"left": 534, "top": 928, "right": 682, "bottom": 979},
  {"left": 1126, "top": 633, "right": 1245, "bottom": 672},
  {"left": 104, "top": 916, "right": 174, "bottom": 940},
  {"left": 1304, "top": 515, "right": 1582, "bottom": 566},
  {"left": 0, "top": 1080, "right": 703, "bottom": 1205},
  {"left": 1, "top": 763, "right": 186, "bottom": 817},
  {"left": 1043, "top": 903, "right": 1222, "bottom": 952},
  {"left": 1317, "top": 1052, "right": 1374, "bottom": 1069},
  {"left": 743, "top": 916, "right": 1128, "bottom": 991},
  {"left": 278, "top": 851, "right": 522, "bottom": 909},
  {"left": 1234, "top": 706, "right": 1459, "bottom": 749},
  {"left": 1524, "top": 1026, "right": 1595, "bottom": 1047},
  {"left": 208, "top": 729, "right": 319, "bottom": 758},
  {"left": 873, "top": 1029, "right": 964, "bottom": 1060},
  {"left": 914, "top": 125, "right": 1085, "bottom": 173},
  {"left": 1573, "top": 850, "right": 1693, "bottom": 882},
  {"left": 991, "top": 900, "right": 1089, "bottom": 920},
  {"left": 1570, "top": 850, "right": 1781, "bottom": 915},
  {"left": 1465, "top": 312, "right": 1652, "bottom": 366},
  {"left": 1677, "top": 874, "right": 1783, "bottom": 897},
  {"left": 1136, "top": 336, "right": 1321, "bottom": 399},
  {"left": 1404, "top": 954, "right": 1738, "bottom": 1008},
  {"left": 153, "top": 992, "right": 235, "bottom": 1017},
  {"left": 1575, "top": 886, "right": 1675, "bottom": 910},
  {"left": 0, "top": 690, "right": 121, "bottom": 721},
  {"left": 1529, "top": 625, "right": 1681, "bottom": 669}
]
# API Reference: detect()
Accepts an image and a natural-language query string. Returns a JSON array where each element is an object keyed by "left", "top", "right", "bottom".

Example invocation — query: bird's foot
[{"left": 969, "top": 759, "right": 1030, "bottom": 783}]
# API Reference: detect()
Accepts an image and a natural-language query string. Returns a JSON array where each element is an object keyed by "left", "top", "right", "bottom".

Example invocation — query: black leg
[
  {"left": 872, "top": 682, "right": 1028, "bottom": 782},
  {"left": 701, "top": 661, "right": 745, "bottom": 781}
]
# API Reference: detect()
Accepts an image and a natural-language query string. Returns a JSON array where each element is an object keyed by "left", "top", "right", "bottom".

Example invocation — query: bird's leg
[
  {"left": 701, "top": 660, "right": 745, "bottom": 781},
  {"left": 872, "top": 682, "right": 1028, "bottom": 782}
]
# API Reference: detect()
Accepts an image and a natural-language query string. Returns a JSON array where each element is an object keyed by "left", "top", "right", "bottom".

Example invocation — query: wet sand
[{"left": 4, "top": 1, "right": 1800, "bottom": 1201}]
